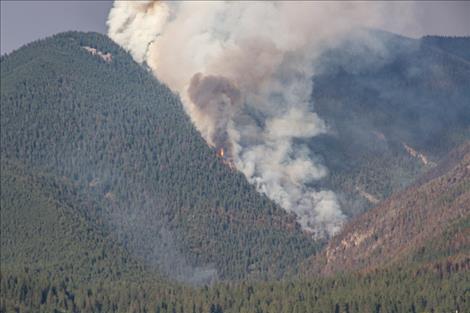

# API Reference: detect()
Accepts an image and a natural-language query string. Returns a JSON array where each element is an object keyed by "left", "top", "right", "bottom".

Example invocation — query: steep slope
[
  {"left": 319, "top": 142, "right": 470, "bottom": 275},
  {"left": 0, "top": 31, "right": 317, "bottom": 282},
  {"left": 1, "top": 159, "right": 152, "bottom": 283},
  {"left": 310, "top": 32, "right": 470, "bottom": 216}
]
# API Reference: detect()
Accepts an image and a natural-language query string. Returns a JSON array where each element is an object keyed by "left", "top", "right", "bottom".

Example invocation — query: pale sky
[{"left": 1, "top": 1, "right": 469, "bottom": 55}]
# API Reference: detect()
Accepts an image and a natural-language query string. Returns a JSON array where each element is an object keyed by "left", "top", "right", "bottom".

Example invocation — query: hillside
[
  {"left": 1, "top": 159, "right": 153, "bottom": 282},
  {"left": 317, "top": 142, "right": 470, "bottom": 275},
  {"left": 1, "top": 30, "right": 470, "bottom": 313},
  {"left": 0, "top": 31, "right": 317, "bottom": 282},
  {"left": 422, "top": 35, "right": 470, "bottom": 62},
  {"left": 2, "top": 31, "right": 469, "bottom": 281},
  {"left": 311, "top": 31, "right": 470, "bottom": 216},
  {"left": 3, "top": 153, "right": 469, "bottom": 313}
]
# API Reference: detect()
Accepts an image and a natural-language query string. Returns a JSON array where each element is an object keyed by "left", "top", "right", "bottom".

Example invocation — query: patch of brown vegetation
[{"left": 312, "top": 142, "right": 470, "bottom": 275}]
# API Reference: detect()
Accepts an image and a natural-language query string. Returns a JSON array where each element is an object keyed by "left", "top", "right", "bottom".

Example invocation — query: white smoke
[{"left": 107, "top": 1, "right": 416, "bottom": 238}]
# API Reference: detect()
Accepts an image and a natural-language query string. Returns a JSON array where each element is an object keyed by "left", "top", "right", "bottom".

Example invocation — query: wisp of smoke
[{"left": 107, "top": 1, "right": 415, "bottom": 238}]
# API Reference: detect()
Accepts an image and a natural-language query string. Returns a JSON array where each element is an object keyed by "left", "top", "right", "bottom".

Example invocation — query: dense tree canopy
[{"left": 1, "top": 32, "right": 318, "bottom": 282}]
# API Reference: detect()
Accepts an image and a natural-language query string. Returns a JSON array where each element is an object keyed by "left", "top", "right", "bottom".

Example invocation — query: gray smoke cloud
[
  {"left": 188, "top": 73, "right": 241, "bottom": 153},
  {"left": 107, "top": 1, "right": 416, "bottom": 238}
]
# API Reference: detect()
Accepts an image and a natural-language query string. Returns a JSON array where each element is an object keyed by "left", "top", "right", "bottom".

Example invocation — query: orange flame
[{"left": 218, "top": 148, "right": 225, "bottom": 158}]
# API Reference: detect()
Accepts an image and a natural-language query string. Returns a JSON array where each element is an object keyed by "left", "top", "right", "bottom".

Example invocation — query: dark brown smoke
[{"left": 188, "top": 73, "right": 241, "bottom": 156}]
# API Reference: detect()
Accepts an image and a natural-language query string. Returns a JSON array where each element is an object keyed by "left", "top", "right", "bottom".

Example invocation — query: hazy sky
[
  {"left": 1, "top": 0, "right": 113, "bottom": 54},
  {"left": 1, "top": 1, "right": 469, "bottom": 55}
]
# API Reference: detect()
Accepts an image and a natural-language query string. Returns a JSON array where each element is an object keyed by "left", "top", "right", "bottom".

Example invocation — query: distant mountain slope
[
  {"left": 310, "top": 31, "right": 470, "bottom": 216},
  {"left": 0, "top": 32, "right": 317, "bottom": 282},
  {"left": 422, "top": 35, "right": 470, "bottom": 63},
  {"left": 317, "top": 142, "right": 470, "bottom": 275}
]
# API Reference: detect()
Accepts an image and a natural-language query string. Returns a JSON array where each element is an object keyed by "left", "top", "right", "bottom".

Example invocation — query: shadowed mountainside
[{"left": 311, "top": 31, "right": 470, "bottom": 217}]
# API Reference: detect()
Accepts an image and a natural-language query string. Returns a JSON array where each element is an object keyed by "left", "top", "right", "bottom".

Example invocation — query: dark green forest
[
  {"left": 2, "top": 263, "right": 468, "bottom": 313},
  {"left": 1, "top": 32, "right": 317, "bottom": 282},
  {"left": 1, "top": 32, "right": 469, "bottom": 312}
]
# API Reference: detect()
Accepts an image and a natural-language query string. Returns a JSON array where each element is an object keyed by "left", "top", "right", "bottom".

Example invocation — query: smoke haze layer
[{"left": 107, "top": 1, "right": 415, "bottom": 238}]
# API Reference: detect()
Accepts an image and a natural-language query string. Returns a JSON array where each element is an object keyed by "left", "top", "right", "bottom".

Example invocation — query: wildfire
[{"left": 216, "top": 147, "right": 237, "bottom": 170}]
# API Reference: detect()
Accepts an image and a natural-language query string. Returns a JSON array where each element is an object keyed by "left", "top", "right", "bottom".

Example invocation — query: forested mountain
[
  {"left": 2, "top": 148, "right": 469, "bottom": 312},
  {"left": 1, "top": 31, "right": 469, "bottom": 312},
  {"left": 423, "top": 35, "right": 470, "bottom": 62},
  {"left": 1, "top": 31, "right": 317, "bottom": 282},
  {"left": 1, "top": 159, "right": 155, "bottom": 282},
  {"left": 311, "top": 31, "right": 470, "bottom": 216},
  {"left": 314, "top": 142, "right": 470, "bottom": 275}
]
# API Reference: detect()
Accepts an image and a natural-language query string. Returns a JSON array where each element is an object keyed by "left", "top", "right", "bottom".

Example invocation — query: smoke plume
[{"left": 107, "top": 1, "right": 415, "bottom": 237}]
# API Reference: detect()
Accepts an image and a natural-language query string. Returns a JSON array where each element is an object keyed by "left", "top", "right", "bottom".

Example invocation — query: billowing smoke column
[
  {"left": 188, "top": 73, "right": 241, "bottom": 154},
  {"left": 107, "top": 1, "right": 414, "bottom": 237}
]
